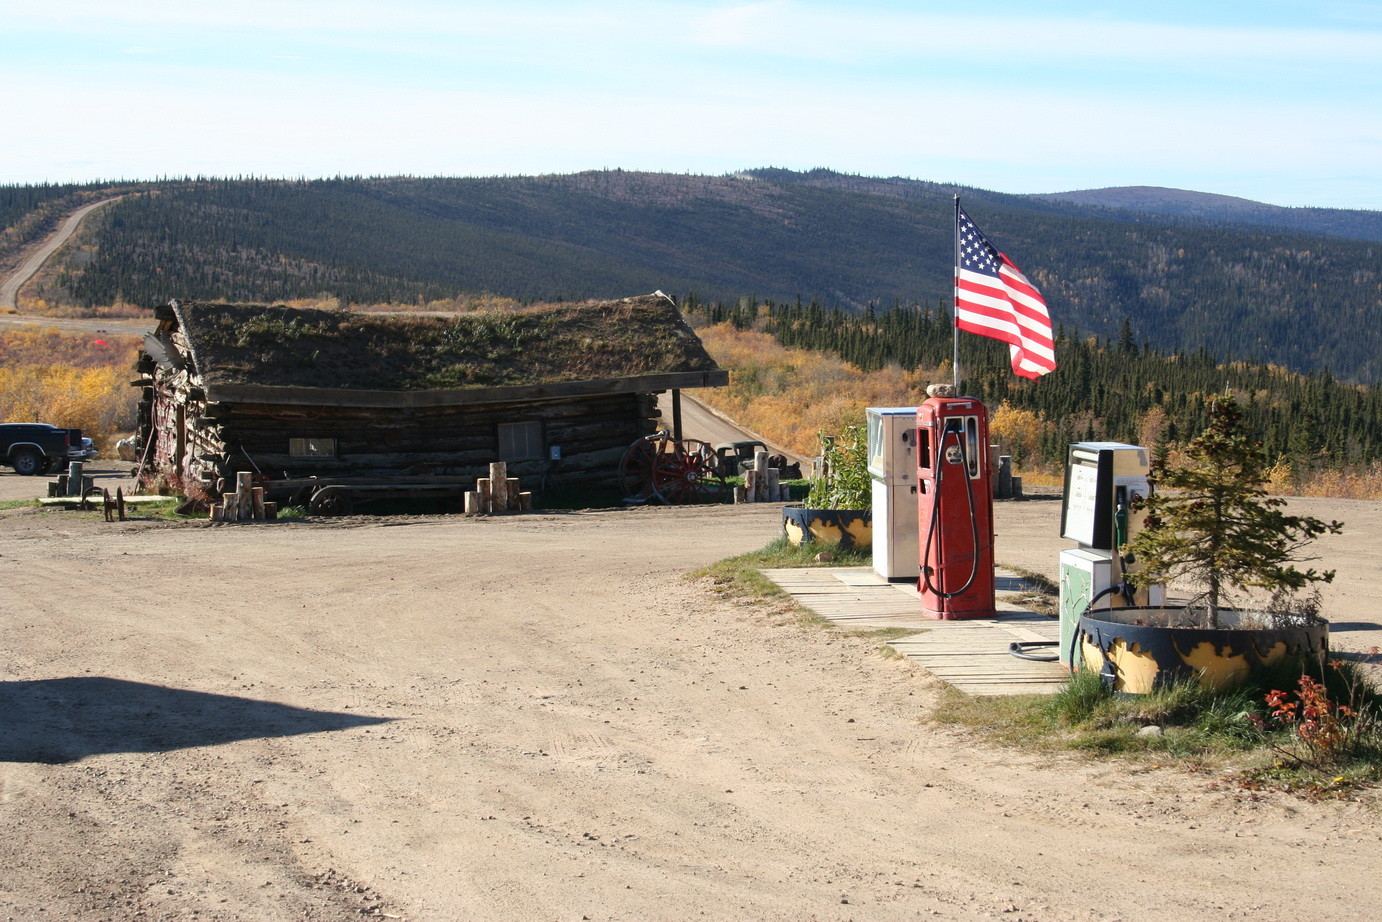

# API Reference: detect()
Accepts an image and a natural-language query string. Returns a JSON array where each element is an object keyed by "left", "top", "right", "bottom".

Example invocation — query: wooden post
[
  {"left": 733, "top": 484, "right": 747, "bottom": 504},
  {"left": 518, "top": 491, "right": 533, "bottom": 511},
  {"left": 116, "top": 487, "right": 126, "bottom": 522},
  {"left": 477, "top": 479, "right": 491, "bottom": 514},
  {"left": 743, "top": 469, "right": 757, "bottom": 503},
  {"left": 263, "top": 502, "right": 278, "bottom": 520},
  {"left": 236, "top": 472, "right": 254, "bottom": 521},
  {"left": 766, "top": 467, "right": 780, "bottom": 503},
  {"left": 752, "top": 450, "right": 769, "bottom": 501},
  {"left": 67, "top": 462, "right": 84, "bottom": 496},
  {"left": 252, "top": 487, "right": 266, "bottom": 521},
  {"left": 505, "top": 477, "right": 521, "bottom": 510},
  {"left": 210, "top": 504, "right": 223, "bottom": 523},
  {"left": 222, "top": 492, "right": 238, "bottom": 523},
  {"left": 489, "top": 462, "right": 508, "bottom": 513}
]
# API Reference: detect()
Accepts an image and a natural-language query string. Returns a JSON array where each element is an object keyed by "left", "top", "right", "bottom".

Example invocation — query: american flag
[{"left": 955, "top": 206, "right": 1056, "bottom": 378}]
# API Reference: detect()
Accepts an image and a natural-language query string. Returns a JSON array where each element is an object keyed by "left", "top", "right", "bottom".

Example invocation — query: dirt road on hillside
[
  {"left": 1, "top": 197, "right": 123, "bottom": 312},
  {"left": 2, "top": 489, "right": 1381, "bottom": 922}
]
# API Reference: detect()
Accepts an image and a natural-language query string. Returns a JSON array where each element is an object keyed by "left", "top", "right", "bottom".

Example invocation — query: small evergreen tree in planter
[
  {"left": 1079, "top": 396, "right": 1343, "bottom": 692},
  {"left": 783, "top": 426, "right": 872, "bottom": 549}
]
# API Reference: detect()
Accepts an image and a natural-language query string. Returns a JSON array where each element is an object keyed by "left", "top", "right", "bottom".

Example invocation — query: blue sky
[{"left": 4, "top": 0, "right": 1379, "bottom": 208}]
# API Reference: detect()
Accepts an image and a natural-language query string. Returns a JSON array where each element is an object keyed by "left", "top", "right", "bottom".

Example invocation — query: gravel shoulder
[{"left": 2, "top": 486, "right": 1381, "bottom": 921}]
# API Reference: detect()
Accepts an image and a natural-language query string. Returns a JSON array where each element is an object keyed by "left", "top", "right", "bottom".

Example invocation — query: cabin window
[
  {"left": 289, "top": 437, "right": 337, "bottom": 458},
  {"left": 497, "top": 421, "right": 544, "bottom": 461}
]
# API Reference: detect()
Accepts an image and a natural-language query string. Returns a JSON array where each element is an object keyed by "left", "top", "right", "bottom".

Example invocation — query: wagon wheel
[
  {"left": 308, "top": 486, "right": 354, "bottom": 517},
  {"left": 619, "top": 431, "right": 673, "bottom": 503},
  {"left": 650, "top": 438, "right": 727, "bottom": 505}
]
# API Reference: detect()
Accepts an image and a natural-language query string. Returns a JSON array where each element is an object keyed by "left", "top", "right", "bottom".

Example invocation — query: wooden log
[
  {"left": 263, "top": 502, "right": 277, "bottom": 520},
  {"left": 489, "top": 462, "right": 508, "bottom": 512},
  {"left": 48, "top": 480, "right": 60, "bottom": 498},
  {"left": 518, "top": 491, "right": 532, "bottom": 511},
  {"left": 464, "top": 491, "right": 481, "bottom": 516},
  {"left": 67, "top": 462, "right": 85, "bottom": 496},
  {"left": 222, "top": 492, "right": 238, "bottom": 523},
  {"left": 734, "top": 485, "right": 747, "bottom": 504},
  {"left": 236, "top": 472, "right": 254, "bottom": 521},
  {"left": 210, "top": 504, "right": 223, "bottom": 523},
  {"left": 766, "top": 467, "right": 780, "bottom": 503},
  {"left": 750, "top": 451, "right": 767, "bottom": 501},
  {"left": 505, "top": 477, "right": 521, "bottom": 510},
  {"left": 476, "top": 478, "right": 491, "bottom": 514},
  {"left": 252, "top": 486, "right": 266, "bottom": 521}
]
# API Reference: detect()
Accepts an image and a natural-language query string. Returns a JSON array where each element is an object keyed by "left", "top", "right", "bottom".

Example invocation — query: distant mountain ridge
[
  {"left": 1030, "top": 185, "right": 1382, "bottom": 242},
  {"left": 7, "top": 169, "right": 1379, "bottom": 383}
]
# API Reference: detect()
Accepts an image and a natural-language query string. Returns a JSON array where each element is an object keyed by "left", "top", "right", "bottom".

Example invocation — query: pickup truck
[{"left": 0, "top": 423, "right": 98, "bottom": 475}]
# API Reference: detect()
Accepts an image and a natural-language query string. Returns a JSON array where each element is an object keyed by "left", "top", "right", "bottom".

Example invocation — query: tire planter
[
  {"left": 781, "top": 506, "right": 872, "bottom": 550},
  {"left": 1076, "top": 606, "right": 1328, "bottom": 694}
]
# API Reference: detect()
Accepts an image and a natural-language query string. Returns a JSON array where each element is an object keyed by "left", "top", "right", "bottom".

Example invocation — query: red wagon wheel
[
  {"left": 619, "top": 432, "right": 727, "bottom": 505},
  {"left": 619, "top": 431, "right": 671, "bottom": 503},
  {"left": 650, "top": 439, "right": 725, "bottom": 505}
]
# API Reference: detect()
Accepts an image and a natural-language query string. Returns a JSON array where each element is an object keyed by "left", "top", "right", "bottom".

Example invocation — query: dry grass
[{"left": 178, "top": 295, "right": 717, "bottom": 390}]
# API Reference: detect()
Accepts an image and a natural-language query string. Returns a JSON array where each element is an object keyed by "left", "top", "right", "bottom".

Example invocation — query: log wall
[{"left": 138, "top": 371, "right": 662, "bottom": 495}]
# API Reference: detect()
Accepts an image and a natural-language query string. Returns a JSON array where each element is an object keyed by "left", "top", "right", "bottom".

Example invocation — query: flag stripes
[{"left": 954, "top": 205, "right": 1056, "bottom": 379}]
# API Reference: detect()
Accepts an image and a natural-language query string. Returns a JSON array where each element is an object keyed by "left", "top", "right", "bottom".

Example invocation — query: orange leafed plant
[{"left": 0, "top": 328, "right": 140, "bottom": 449}]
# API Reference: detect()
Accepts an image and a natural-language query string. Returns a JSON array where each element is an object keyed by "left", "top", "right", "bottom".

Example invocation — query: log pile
[
  {"left": 464, "top": 462, "right": 533, "bottom": 515},
  {"left": 48, "top": 461, "right": 95, "bottom": 498},
  {"left": 210, "top": 472, "right": 278, "bottom": 523},
  {"left": 734, "top": 449, "right": 791, "bottom": 503}
]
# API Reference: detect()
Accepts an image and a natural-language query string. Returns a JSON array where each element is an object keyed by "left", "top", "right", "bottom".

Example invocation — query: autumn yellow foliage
[
  {"left": 0, "top": 328, "right": 140, "bottom": 449},
  {"left": 693, "top": 323, "right": 940, "bottom": 455}
]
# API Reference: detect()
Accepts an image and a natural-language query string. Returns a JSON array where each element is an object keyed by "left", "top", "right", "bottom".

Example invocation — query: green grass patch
[
  {"left": 690, "top": 536, "right": 870, "bottom": 611},
  {"left": 0, "top": 499, "right": 36, "bottom": 511},
  {"left": 935, "top": 658, "right": 1382, "bottom": 793},
  {"left": 122, "top": 498, "right": 188, "bottom": 519}
]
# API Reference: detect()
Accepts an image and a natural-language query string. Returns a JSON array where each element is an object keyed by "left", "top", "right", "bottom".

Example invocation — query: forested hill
[{"left": 6, "top": 170, "right": 1380, "bottom": 382}]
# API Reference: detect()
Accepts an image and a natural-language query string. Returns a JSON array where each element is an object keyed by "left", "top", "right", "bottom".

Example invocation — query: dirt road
[
  {"left": 3, "top": 488, "right": 1381, "bottom": 921},
  {"left": 1, "top": 196, "right": 123, "bottom": 312}
]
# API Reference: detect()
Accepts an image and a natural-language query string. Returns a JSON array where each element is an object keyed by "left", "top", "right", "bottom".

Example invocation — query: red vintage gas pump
[{"left": 917, "top": 395, "right": 996, "bottom": 619}]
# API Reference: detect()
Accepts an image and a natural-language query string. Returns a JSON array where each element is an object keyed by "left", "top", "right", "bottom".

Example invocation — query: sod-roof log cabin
[{"left": 133, "top": 294, "right": 727, "bottom": 507}]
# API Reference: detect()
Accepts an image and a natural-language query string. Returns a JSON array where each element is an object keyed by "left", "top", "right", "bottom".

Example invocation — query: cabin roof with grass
[{"left": 148, "top": 294, "right": 726, "bottom": 407}]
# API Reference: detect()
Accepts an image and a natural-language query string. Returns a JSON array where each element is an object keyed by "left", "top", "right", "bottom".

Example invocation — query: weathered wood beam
[{"left": 202, "top": 370, "right": 729, "bottom": 408}]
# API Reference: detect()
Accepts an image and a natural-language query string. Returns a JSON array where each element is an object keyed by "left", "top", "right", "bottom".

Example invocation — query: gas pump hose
[
  {"left": 920, "top": 426, "right": 981, "bottom": 601},
  {"left": 1007, "top": 584, "right": 1130, "bottom": 663}
]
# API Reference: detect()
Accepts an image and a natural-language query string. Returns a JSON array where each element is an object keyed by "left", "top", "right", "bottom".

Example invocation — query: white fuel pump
[
  {"left": 867, "top": 407, "right": 920, "bottom": 581},
  {"left": 1058, "top": 442, "right": 1164, "bottom": 667}
]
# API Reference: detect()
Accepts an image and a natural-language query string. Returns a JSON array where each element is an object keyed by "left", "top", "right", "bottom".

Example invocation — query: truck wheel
[{"left": 11, "top": 448, "right": 42, "bottom": 476}]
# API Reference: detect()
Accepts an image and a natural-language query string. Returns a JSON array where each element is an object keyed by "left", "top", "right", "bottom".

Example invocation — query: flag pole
[{"left": 952, "top": 194, "right": 961, "bottom": 389}]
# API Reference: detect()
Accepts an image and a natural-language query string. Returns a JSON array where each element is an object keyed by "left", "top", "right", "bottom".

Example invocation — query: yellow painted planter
[
  {"left": 1077, "top": 607, "right": 1328, "bottom": 694},
  {"left": 781, "top": 506, "right": 872, "bottom": 550}
]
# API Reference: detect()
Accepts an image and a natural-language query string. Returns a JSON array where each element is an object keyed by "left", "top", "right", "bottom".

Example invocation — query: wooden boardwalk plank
[{"left": 763, "top": 566, "right": 1068, "bottom": 696}]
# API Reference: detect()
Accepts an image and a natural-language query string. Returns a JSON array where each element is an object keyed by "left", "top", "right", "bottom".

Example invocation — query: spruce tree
[{"left": 1127, "top": 396, "right": 1342, "bottom": 627}]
